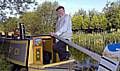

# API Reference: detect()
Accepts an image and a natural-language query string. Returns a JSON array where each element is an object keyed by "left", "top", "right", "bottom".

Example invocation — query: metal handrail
[{"left": 52, "top": 35, "right": 101, "bottom": 62}]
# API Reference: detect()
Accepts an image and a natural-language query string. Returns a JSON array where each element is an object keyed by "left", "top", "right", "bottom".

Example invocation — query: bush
[{"left": 0, "top": 55, "right": 11, "bottom": 71}]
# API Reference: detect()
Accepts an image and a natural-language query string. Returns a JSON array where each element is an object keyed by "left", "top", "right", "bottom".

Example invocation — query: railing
[
  {"left": 53, "top": 34, "right": 120, "bottom": 71},
  {"left": 53, "top": 35, "right": 101, "bottom": 62}
]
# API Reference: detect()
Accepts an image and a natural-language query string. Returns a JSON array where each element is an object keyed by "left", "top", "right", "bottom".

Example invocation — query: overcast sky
[{"left": 36, "top": 0, "right": 117, "bottom": 15}]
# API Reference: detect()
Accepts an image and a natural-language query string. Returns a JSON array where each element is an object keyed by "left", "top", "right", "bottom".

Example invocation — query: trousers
[{"left": 53, "top": 40, "right": 70, "bottom": 62}]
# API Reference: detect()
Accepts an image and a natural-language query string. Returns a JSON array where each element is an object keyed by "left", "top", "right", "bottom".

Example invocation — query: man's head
[{"left": 56, "top": 6, "right": 65, "bottom": 17}]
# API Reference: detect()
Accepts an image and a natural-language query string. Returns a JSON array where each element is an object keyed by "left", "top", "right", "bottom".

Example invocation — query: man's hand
[{"left": 50, "top": 32, "right": 56, "bottom": 36}]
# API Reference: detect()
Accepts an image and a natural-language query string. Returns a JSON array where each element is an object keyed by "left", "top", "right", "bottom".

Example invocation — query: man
[{"left": 50, "top": 6, "right": 72, "bottom": 61}]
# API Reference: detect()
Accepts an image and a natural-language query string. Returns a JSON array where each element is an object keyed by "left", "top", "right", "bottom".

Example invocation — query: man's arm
[{"left": 55, "top": 15, "right": 71, "bottom": 36}]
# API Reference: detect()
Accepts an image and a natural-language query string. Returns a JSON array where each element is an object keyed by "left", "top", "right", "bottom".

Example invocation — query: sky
[{"left": 36, "top": 0, "right": 118, "bottom": 15}]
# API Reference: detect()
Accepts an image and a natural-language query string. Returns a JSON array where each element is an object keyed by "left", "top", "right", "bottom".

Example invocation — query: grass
[{"left": 70, "top": 33, "right": 120, "bottom": 62}]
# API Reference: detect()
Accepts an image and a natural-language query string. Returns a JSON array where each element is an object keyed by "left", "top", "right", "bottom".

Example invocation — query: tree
[
  {"left": 0, "top": 0, "right": 37, "bottom": 22},
  {"left": 83, "top": 15, "right": 89, "bottom": 29},
  {"left": 72, "top": 9, "right": 87, "bottom": 32},
  {"left": 98, "top": 14, "right": 107, "bottom": 31},
  {"left": 72, "top": 15, "right": 83, "bottom": 31},
  {"left": 21, "top": 1, "right": 58, "bottom": 35},
  {"left": 21, "top": 12, "right": 40, "bottom": 35},
  {"left": 91, "top": 14, "right": 99, "bottom": 29},
  {"left": 103, "top": 1, "right": 120, "bottom": 32},
  {"left": 36, "top": 1, "right": 58, "bottom": 34},
  {"left": 74, "top": 9, "right": 86, "bottom": 16},
  {"left": 2, "top": 17, "right": 18, "bottom": 32}
]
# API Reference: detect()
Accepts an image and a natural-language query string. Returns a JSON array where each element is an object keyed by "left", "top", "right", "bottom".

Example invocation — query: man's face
[{"left": 57, "top": 8, "right": 65, "bottom": 17}]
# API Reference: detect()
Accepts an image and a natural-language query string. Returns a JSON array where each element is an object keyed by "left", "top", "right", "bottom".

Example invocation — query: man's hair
[{"left": 56, "top": 6, "right": 64, "bottom": 11}]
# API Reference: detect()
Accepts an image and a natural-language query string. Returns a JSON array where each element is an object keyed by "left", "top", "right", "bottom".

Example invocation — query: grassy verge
[{"left": 70, "top": 33, "right": 120, "bottom": 62}]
